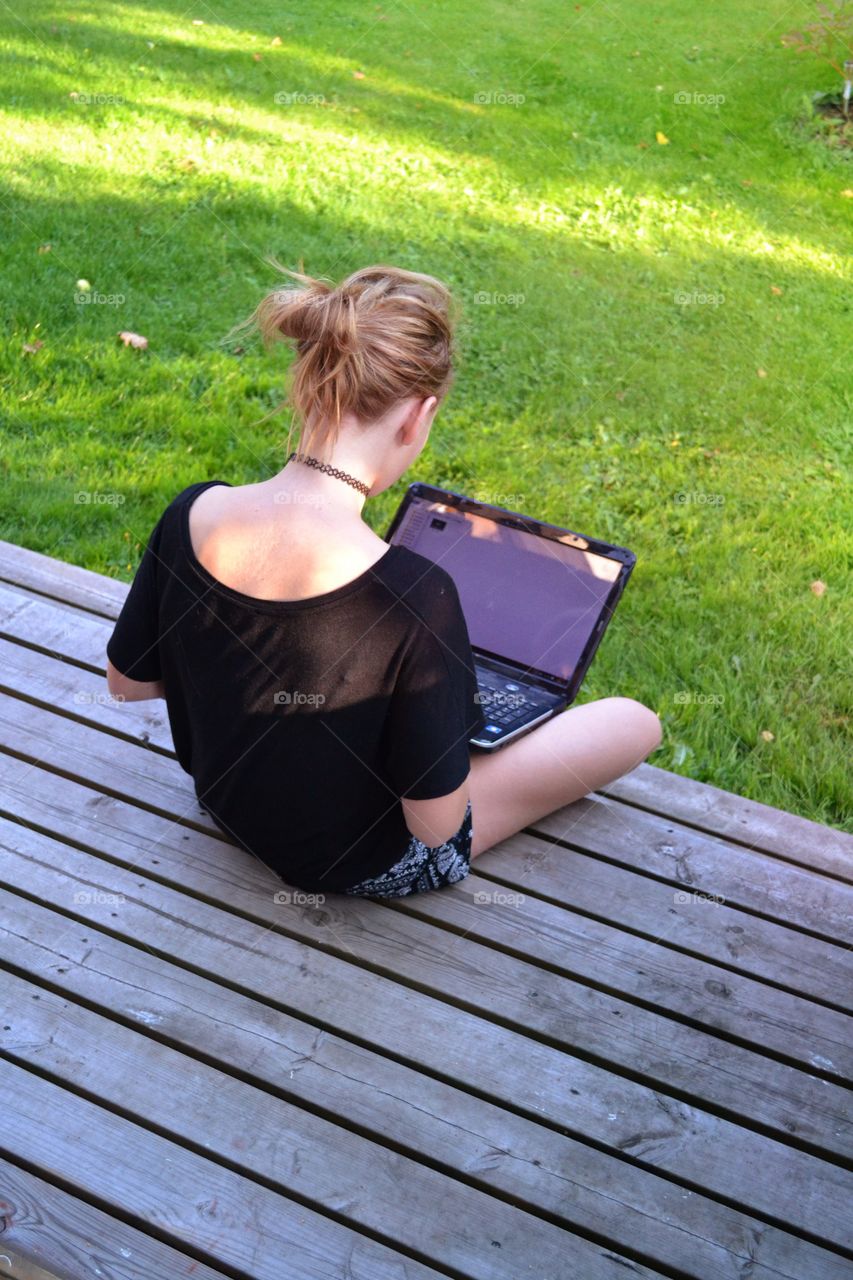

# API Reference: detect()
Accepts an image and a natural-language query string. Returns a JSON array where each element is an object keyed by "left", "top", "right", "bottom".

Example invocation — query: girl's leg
[{"left": 467, "top": 696, "right": 662, "bottom": 860}]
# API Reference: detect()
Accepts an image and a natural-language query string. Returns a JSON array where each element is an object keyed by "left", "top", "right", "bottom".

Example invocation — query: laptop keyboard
[{"left": 475, "top": 667, "right": 553, "bottom": 730}]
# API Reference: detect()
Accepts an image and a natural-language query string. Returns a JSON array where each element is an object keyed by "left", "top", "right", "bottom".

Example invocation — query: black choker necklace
[{"left": 287, "top": 450, "right": 371, "bottom": 498}]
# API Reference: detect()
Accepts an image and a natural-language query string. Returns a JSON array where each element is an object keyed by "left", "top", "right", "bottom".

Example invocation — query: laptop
[{"left": 385, "top": 483, "right": 636, "bottom": 751}]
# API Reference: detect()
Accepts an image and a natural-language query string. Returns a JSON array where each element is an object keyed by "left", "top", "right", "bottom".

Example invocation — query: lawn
[{"left": 1, "top": 0, "right": 850, "bottom": 829}]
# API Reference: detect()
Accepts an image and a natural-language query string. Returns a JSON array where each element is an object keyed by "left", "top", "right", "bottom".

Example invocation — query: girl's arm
[{"left": 106, "top": 656, "right": 166, "bottom": 702}]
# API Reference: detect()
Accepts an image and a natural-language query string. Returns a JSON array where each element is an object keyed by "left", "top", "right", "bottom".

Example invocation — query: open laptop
[{"left": 385, "top": 483, "right": 636, "bottom": 751}]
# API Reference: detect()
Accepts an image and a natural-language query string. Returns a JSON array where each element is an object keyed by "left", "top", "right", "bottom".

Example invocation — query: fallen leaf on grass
[
  {"left": 118, "top": 331, "right": 148, "bottom": 349},
  {"left": 38, "top": 243, "right": 52, "bottom": 254},
  {"left": 760, "top": 730, "right": 775, "bottom": 742},
  {"left": 810, "top": 579, "right": 827, "bottom": 597},
  {"left": 756, "top": 367, "right": 767, "bottom": 378},
  {"left": 22, "top": 341, "right": 44, "bottom": 354},
  {"left": 353, "top": 70, "right": 365, "bottom": 79},
  {"left": 252, "top": 53, "right": 262, "bottom": 62},
  {"left": 270, "top": 35, "right": 282, "bottom": 46},
  {"left": 770, "top": 285, "right": 782, "bottom": 296},
  {"left": 841, "top": 189, "right": 853, "bottom": 198},
  {"left": 655, "top": 130, "right": 669, "bottom": 145}
]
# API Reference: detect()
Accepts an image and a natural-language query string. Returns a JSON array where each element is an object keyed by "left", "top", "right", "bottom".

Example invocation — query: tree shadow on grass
[{"left": 8, "top": 3, "right": 851, "bottom": 264}]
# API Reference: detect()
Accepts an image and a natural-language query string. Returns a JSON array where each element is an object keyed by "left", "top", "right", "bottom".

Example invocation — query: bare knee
[{"left": 603, "top": 696, "right": 662, "bottom": 757}]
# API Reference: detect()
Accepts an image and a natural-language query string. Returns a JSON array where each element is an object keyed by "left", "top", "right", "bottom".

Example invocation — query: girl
[{"left": 106, "top": 263, "right": 662, "bottom": 898}]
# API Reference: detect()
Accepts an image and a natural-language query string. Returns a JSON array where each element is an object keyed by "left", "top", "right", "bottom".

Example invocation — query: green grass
[{"left": 1, "top": 0, "right": 851, "bottom": 829}]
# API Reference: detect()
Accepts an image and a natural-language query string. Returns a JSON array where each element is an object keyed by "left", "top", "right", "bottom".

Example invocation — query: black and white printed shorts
[{"left": 344, "top": 799, "right": 473, "bottom": 898}]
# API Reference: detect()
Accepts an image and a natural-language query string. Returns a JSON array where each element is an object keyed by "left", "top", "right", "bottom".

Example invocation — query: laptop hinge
[{"left": 473, "top": 652, "right": 566, "bottom": 700}]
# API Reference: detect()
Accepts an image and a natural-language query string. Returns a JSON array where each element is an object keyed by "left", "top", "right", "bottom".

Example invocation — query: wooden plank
[
  {"left": 0, "top": 581, "right": 112, "bottom": 669},
  {"left": 3, "top": 533, "right": 849, "bottom": 881},
  {"left": 526, "top": 793, "right": 853, "bottom": 946},
  {"left": 2, "top": 829, "right": 851, "bottom": 1250},
  {"left": 482, "top": 831, "right": 853, "bottom": 1012},
  {"left": 0, "top": 693, "right": 208, "bottom": 830},
  {"left": 2, "top": 971, "right": 665, "bottom": 1280},
  {"left": 603, "top": 764, "right": 853, "bottom": 880},
  {"left": 3, "top": 723, "right": 851, "bottom": 1017},
  {"left": 6, "top": 570, "right": 848, "bottom": 909},
  {"left": 0, "top": 1060, "right": 454, "bottom": 1280},
  {"left": 3, "top": 808, "right": 851, "bottom": 1166},
  {"left": 0, "top": 1162, "right": 232, "bottom": 1280},
  {"left": 0, "top": 635, "right": 170, "bottom": 751},
  {"left": 0, "top": 539, "right": 127, "bottom": 618},
  {"left": 390, "top": 885, "right": 853, "bottom": 1081},
  {"left": 3, "top": 753, "right": 849, "bottom": 1083},
  {"left": 4, "top": 668, "right": 851, "bottom": 950},
  {"left": 3, "top": 892, "right": 849, "bottom": 1280}
]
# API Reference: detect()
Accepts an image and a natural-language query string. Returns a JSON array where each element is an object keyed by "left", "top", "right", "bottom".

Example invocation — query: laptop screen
[{"left": 390, "top": 496, "right": 623, "bottom": 684}]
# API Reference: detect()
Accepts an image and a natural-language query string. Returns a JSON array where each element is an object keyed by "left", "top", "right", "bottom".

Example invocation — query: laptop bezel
[{"left": 384, "top": 481, "right": 637, "bottom": 706}]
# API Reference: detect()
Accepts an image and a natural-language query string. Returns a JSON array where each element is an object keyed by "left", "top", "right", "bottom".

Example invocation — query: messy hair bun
[{"left": 232, "top": 260, "right": 457, "bottom": 458}]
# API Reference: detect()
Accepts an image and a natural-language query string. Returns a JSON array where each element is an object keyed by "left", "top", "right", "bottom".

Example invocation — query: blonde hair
[{"left": 231, "top": 260, "right": 458, "bottom": 460}]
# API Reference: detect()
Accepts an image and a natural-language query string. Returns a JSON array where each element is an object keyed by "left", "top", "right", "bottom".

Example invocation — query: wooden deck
[{"left": 0, "top": 537, "right": 851, "bottom": 1280}]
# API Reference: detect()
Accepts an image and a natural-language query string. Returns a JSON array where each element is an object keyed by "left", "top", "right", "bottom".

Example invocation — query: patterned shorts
[{"left": 344, "top": 799, "right": 473, "bottom": 898}]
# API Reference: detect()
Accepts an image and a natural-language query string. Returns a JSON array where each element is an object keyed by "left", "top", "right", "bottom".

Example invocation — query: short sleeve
[
  {"left": 106, "top": 512, "right": 166, "bottom": 682},
  {"left": 385, "top": 571, "right": 487, "bottom": 800}
]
